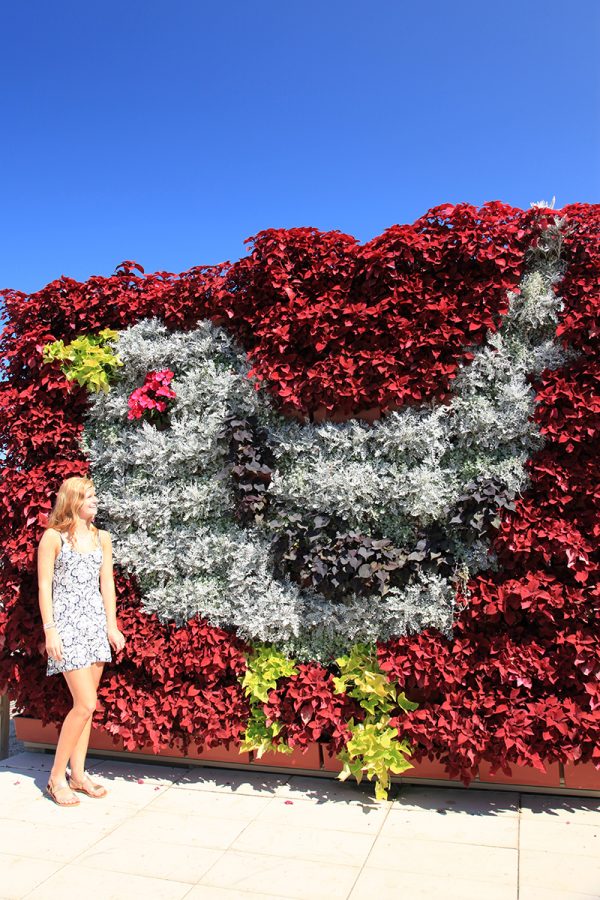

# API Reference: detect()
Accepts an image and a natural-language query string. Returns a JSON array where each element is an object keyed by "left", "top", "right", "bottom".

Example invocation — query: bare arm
[
  {"left": 37, "top": 529, "right": 60, "bottom": 626},
  {"left": 38, "top": 529, "right": 63, "bottom": 662}
]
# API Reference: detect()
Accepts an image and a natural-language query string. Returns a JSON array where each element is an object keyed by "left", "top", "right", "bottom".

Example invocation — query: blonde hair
[{"left": 47, "top": 476, "right": 98, "bottom": 546}]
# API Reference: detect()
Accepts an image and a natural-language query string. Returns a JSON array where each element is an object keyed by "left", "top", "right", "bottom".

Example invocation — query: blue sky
[{"left": 1, "top": 0, "right": 598, "bottom": 296}]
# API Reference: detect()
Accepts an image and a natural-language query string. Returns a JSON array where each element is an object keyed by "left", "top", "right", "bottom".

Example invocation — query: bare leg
[
  {"left": 49, "top": 666, "right": 98, "bottom": 790},
  {"left": 69, "top": 661, "right": 105, "bottom": 781}
]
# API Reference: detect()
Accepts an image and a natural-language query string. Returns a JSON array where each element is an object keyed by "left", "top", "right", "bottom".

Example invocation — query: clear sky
[{"left": 1, "top": 0, "right": 598, "bottom": 296}]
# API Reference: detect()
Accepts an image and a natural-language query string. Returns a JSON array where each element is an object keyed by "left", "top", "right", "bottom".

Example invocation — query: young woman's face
[{"left": 78, "top": 485, "right": 98, "bottom": 520}]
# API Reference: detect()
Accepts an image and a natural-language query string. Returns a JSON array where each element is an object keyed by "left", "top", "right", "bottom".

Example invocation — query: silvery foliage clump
[{"left": 83, "top": 221, "right": 570, "bottom": 661}]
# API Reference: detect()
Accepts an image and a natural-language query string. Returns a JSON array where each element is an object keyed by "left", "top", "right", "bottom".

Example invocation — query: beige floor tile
[
  {"left": 174, "top": 767, "right": 291, "bottom": 797},
  {"left": 102, "top": 810, "right": 249, "bottom": 850},
  {"left": 0, "top": 751, "right": 54, "bottom": 771},
  {"left": 0, "top": 816, "right": 114, "bottom": 862},
  {"left": 255, "top": 795, "right": 389, "bottom": 834},
  {"left": 519, "top": 818, "right": 600, "bottom": 856},
  {"left": 146, "top": 786, "right": 271, "bottom": 819},
  {"left": 519, "top": 887, "right": 600, "bottom": 900},
  {"left": 274, "top": 775, "right": 384, "bottom": 806},
  {"left": 199, "top": 850, "right": 360, "bottom": 899},
  {"left": 519, "top": 850, "right": 600, "bottom": 895},
  {"left": 381, "top": 806, "right": 519, "bottom": 847},
  {"left": 0, "top": 797, "right": 36, "bottom": 819},
  {"left": 0, "top": 789, "right": 46, "bottom": 817},
  {"left": 86, "top": 758, "right": 188, "bottom": 783},
  {"left": 520, "top": 794, "right": 600, "bottom": 827},
  {"left": 186, "top": 888, "right": 289, "bottom": 900},
  {"left": 0, "top": 756, "right": 178, "bottom": 810},
  {"left": 74, "top": 835, "right": 222, "bottom": 883},
  {"left": 393, "top": 784, "right": 519, "bottom": 816},
  {"left": 5, "top": 749, "right": 600, "bottom": 900},
  {"left": 367, "top": 835, "right": 518, "bottom": 885},
  {"left": 231, "top": 820, "right": 375, "bottom": 866},
  {"left": 6, "top": 793, "right": 137, "bottom": 828},
  {"left": 74, "top": 775, "right": 173, "bottom": 807},
  {"left": 0, "top": 852, "right": 64, "bottom": 900},
  {"left": 349, "top": 866, "right": 517, "bottom": 899},
  {"left": 23, "top": 863, "right": 192, "bottom": 899},
  {"left": 0, "top": 769, "right": 48, "bottom": 803}
]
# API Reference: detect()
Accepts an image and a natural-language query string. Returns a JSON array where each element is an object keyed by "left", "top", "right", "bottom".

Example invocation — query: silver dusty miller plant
[{"left": 83, "top": 220, "right": 572, "bottom": 661}]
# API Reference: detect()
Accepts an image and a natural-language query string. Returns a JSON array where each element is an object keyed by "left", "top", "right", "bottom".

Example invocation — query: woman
[{"left": 37, "top": 476, "right": 126, "bottom": 806}]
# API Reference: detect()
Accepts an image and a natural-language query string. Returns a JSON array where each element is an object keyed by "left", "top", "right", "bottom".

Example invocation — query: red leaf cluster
[
  {"left": 1, "top": 203, "right": 598, "bottom": 776},
  {"left": 262, "top": 664, "right": 364, "bottom": 754},
  {"left": 212, "top": 203, "right": 554, "bottom": 418},
  {"left": 555, "top": 204, "right": 600, "bottom": 355}
]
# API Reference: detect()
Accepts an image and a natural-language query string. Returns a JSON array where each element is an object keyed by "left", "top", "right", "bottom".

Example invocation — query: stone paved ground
[{"left": 1, "top": 749, "right": 599, "bottom": 900}]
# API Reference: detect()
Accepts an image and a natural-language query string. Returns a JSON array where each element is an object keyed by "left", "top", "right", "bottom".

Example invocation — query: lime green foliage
[
  {"left": 333, "top": 643, "right": 418, "bottom": 800},
  {"left": 238, "top": 641, "right": 417, "bottom": 798},
  {"left": 42, "top": 329, "right": 122, "bottom": 393},
  {"left": 242, "top": 644, "right": 299, "bottom": 703},
  {"left": 240, "top": 645, "right": 298, "bottom": 758}
]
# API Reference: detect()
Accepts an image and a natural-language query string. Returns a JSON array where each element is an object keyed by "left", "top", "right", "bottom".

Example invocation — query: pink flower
[{"left": 127, "top": 368, "right": 177, "bottom": 424}]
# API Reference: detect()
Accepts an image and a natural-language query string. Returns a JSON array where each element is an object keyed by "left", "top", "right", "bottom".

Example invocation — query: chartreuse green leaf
[
  {"left": 236, "top": 641, "right": 419, "bottom": 799},
  {"left": 332, "top": 643, "right": 418, "bottom": 800},
  {"left": 239, "top": 644, "right": 298, "bottom": 757},
  {"left": 239, "top": 715, "right": 287, "bottom": 757},
  {"left": 338, "top": 720, "right": 414, "bottom": 800},
  {"left": 241, "top": 644, "right": 298, "bottom": 703},
  {"left": 42, "top": 329, "right": 122, "bottom": 393}
]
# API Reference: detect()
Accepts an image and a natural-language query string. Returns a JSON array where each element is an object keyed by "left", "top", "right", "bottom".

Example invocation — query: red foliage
[
  {"left": 212, "top": 203, "right": 554, "bottom": 418},
  {"left": 554, "top": 203, "right": 600, "bottom": 355},
  {"left": 1, "top": 202, "right": 598, "bottom": 777},
  {"left": 262, "top": 664, "right": 364, "bottom": 754}
]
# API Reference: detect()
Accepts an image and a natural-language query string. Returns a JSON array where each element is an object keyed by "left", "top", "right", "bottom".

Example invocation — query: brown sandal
[
  {"left": 46, "top": 777, "right": 81, "bottom": 807},
  {"left": 68, "top": 771, "right": 108, "bottom": 798}
]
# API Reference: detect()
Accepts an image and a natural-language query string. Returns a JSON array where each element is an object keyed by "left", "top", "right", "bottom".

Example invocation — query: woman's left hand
[{"left": 107, "top": 626, "right": 126, "bottom": 652}]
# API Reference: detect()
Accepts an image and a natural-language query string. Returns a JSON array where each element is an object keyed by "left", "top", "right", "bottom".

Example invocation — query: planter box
[
  {"left": 321, "top": 748, "right": 344, "bottom": 773},
  {"left": 563, "top": 761, "right": 600, "bottom": 791},
  {"left": 478, "top": 761, "right": 561, "bottom": 788},
  {"left": 402, "top": 756, "right": 460, "bottom": 782},
  {"left": 251, "top": 742, "right": 321, "bottom": 771},
  {"left": 15, "top": 717, "right": 59, "bottom": 744},
  {"left": 14, "top": 717, "right": 251, "bottom": 765},
  {"left": 191, "top": 742, "right": 251, "bottom": 765},
  {"left": 12, "top": 717, "right": 600, "bottom": 796},
  {"left": 321, "top": 752, "right": 460, "bottom": 781},
  {"left": 88, "top": 728, "right": 128, "bottom": 752}
]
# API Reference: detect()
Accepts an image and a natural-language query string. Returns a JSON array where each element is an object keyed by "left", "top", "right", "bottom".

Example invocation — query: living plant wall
[{"left": 0, "top": 202, "right": 598, "bottom": 798}]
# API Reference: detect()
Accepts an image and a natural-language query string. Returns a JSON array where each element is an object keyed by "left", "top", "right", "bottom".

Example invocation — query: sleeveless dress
[{"left": 46, "top": 529, "right": 113, "bottom": 676}]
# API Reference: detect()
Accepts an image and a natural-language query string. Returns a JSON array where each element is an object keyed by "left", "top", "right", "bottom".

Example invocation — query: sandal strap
[
  {"left": 73, "top": 773, "right": 94, "bottom": 784},
  {"left": 48, "top": 780, "right": 79, "bottom": 804},
  {"left": 69, "top": 770, "right": 89, "bottom": 783},
  {"left": 70, "top": 772, "right": 104, "bottom": 791},
  {"left": 49, "top": 777, "right": 70, "bottom": 789}
]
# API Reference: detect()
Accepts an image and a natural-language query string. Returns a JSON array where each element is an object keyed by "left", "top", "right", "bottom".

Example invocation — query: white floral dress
[{"left": 46, "top": 530, "right": 112, "bottom": 676}]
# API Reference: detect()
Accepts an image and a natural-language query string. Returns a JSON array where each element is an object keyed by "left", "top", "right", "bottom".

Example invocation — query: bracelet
[{"left": 43, "top": 622, "right": 56, "bottom": 630}]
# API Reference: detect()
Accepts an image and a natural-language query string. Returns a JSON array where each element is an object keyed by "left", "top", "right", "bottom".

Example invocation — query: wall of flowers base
[{"left": 14, "top": 716, "right": 600, "bottom": 796}]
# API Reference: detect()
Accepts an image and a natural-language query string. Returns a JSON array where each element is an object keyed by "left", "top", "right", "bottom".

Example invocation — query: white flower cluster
[{"left": 83, "top": 223, "right": 570, "bottom": 660}]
